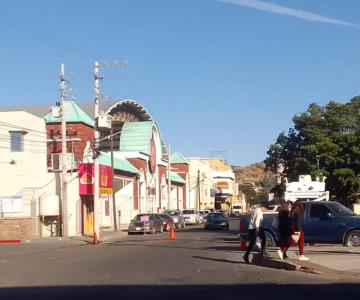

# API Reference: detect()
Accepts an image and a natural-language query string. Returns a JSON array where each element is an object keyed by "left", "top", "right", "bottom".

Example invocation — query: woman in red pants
[{"left": 279, "top": 201, "right": 309, "bottom": 261}]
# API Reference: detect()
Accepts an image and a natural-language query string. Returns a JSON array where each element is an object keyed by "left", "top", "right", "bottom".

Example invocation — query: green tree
[
  {"left": 240, "top": 185, "right": 257, "bottom": 207},
  {"left": 265, "top": 96, "right": 360, "bottom": 203}
]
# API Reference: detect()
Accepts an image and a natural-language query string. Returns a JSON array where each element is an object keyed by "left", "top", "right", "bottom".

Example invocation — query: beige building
[
  {"left": 187, "top": 157, "right": 238, "bottom": 212},
  {"left": 187, "top": 158, "right": 215, "bottom": 210}
]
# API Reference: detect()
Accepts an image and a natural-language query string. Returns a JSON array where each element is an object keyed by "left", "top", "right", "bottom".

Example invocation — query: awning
[{"left": 98, "top": 152, "right": 139, "bottom": 174}]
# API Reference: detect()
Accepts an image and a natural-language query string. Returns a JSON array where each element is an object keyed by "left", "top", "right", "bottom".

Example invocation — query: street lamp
[{"left": 316, "top": 155, "right": 320, "bottom": 173}]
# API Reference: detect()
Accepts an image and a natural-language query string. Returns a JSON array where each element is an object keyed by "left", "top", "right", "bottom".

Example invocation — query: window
[
  {"left": 114, "top": 178, "right": 133, "bottom": 193},
  {"left": 310, "top": 204, "right": 330, "bottom": 218},
  {"left": 10, "top": 131, "right": 25, "bottom": 152},
  {"left": 0, "top": 196, "right": 23, "bottom": 215}
]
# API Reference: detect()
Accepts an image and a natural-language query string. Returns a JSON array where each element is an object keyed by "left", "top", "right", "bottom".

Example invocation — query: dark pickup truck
[{"left": 239, "top": 201, "right": 360, "bottom": 247}]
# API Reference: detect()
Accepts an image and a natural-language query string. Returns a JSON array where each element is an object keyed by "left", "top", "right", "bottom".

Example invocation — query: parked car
[
  {"left": 159, "top": 213, "right": 175, "bottom": 231},
  {"left": 239, "top": 201, "right": 360, "bottom": 247},
  {"left": 204, "top": 212, "right": 229, "bottom": 230},
  {"left": 166, "top": 210, "right": 186, "bottom": 229},
  {"left": 198, "top": 210, "right": 209, "bottom": 224},
  {"left": 128, "top": 213, "right": 164, "bottom": 234},
  {"left": 182, "top": 209, "right": 200, "bottom": 225}
]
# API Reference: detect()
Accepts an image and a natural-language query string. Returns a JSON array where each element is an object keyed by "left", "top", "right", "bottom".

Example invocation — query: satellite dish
[{"left": 51, "top": 106, "right": 61, "bottom": 118}]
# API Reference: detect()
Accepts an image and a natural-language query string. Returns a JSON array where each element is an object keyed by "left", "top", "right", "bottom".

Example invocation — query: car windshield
[
  {"left": 207, "top": 213, "right": 227, "bottom": 220},
  {"left": 168, "top": 211, "right": 179, "bottom": 216},
  {"left": 329, "top": 202, "right": 355, "bottom": 216},
  {"left": 133, "top": 214, "right": 153, "bottom": 221},
  {"left": 183, "top": 210, "right": 195, "bottom": 214},
  {"left": 159, "top": 214, "right": 170, "bottom": 218}
]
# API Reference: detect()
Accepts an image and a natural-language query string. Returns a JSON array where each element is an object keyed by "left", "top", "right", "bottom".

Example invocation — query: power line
[
  {"left": 0, "top": 4, "right": 97, "bottom": 59},
  {"left": 0, "top": 121, "right": 48, "bottom": 136}
]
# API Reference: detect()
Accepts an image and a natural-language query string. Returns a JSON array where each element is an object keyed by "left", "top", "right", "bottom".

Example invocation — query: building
[
  {"left": 186, "top": 157, "right": 237, "bottom": 211},
  {"left": 0, "top": 99, "right": 188, "bottom": 239},
  {"left": 0, "top": 111, "right": 56, "bottom": 239},
  {"left": 187, "top": 158, "right": 215, "bottom": 210}
]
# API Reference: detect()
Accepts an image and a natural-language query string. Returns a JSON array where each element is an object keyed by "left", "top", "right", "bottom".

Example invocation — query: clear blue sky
[{"left": 0, "top": 0, "right": 359, "bottom": 166}]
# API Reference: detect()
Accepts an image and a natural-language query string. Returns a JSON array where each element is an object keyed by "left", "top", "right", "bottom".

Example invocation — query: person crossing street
[{"left": 243, "top": 202, "right": 269, "bottom": 263}]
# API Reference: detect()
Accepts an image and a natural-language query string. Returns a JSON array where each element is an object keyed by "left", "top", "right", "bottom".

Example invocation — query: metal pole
[
  {"left": 93, "top": 61, "right": 101, "bottom": 241},
  {"left": 167, "top": 144, "right": 171, "bottom": 210},
  {"left": 197, "top": 170, "right": 200, "bottom": 210},
  {"left": 316, "top": 155, "right": 320, "bottom": 173},
  {"left": 60, "top": 63, "right": 67, "bottom": 237},
  {"left": 110, "top": 127, "right": 117, "bottom": 231}
]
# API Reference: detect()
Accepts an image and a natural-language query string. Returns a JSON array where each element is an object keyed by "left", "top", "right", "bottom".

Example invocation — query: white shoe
[
  {"left": 299, "top": 255, "right": 309, "bottom": 261},
  {"left": 277, "top": 250, "right": 284, "bottom": 260}
]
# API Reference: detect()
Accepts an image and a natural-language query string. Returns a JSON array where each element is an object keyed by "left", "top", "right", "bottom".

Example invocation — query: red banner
[{"left": 78, "top": 163, "right": 112, "bottom": 195}]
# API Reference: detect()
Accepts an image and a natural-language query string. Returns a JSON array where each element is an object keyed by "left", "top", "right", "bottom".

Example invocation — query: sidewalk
[{"left": 252, "top": 245, "right": 360, "bottom": 276}]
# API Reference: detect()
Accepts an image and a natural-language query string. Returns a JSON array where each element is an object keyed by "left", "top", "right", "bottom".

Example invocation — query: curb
[
  {"left": 0, "top": 240, "right": 21, "bottom": 244},
  {"left": 252, "top": 254, "right": 320, "bottom": 273}
]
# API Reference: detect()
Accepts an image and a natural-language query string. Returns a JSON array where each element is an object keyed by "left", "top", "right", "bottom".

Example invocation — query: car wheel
[
  {"left": 345, "top": 230, "right": 360, "bottom": 247},
  {"left": 264, "top": 231, "right": 276, "bottom": 247}
]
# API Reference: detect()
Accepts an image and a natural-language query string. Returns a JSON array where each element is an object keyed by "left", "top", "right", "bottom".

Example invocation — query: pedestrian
[
  {"left": 280, "top": 201, "right": 309, "bottom": 261},
  {"left": 243, "top": 201, "right": 269, "bottom": 263},
  {"left": 277, "top": 201, "right": 292, "bottom": 260}
]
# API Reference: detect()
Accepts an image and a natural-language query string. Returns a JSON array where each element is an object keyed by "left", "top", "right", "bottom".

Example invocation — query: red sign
[{"left": 78, "top": 163, "right": 113, "bottom": 195}]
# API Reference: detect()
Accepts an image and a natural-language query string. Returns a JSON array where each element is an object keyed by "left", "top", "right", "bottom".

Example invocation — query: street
[{"left": 1, "top": 223, "right": 360, "bottom": 300}]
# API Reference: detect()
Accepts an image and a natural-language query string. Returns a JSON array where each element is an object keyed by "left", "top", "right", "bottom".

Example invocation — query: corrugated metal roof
[
  {"left": 98, "top": 152, "right": 139, "bottom": 174},
  {"left": 169, "top": 171, "right": 185, "bottom": 184},
  {"left": 171, "top": 152, "right": 188, "bottom": 164},
  {"left": 44, "top": 101, "right": 94, "bottom": 127},
  {"left": 119, "top": 121, "right": 154, "bottom": 154}
]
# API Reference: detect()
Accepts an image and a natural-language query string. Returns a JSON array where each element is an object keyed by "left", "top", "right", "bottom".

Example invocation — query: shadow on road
[
  {"left": 0, "top": 284, "right": 359, "bottom": 300},
  {"left": 192, "top": 255, "right": 244, "bottom": 264}
]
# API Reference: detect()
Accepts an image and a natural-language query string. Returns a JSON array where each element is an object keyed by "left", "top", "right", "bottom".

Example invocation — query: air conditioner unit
[{"left": 51, "top": 153, "right": 77, "bottom": 172}]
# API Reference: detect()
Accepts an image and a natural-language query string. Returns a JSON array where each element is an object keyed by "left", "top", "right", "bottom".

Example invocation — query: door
[
  {"left": 304, "top": 203, "right": 342, "bottom": 243},
  {"left": 83, "top": 198, "right": 94, "bottom": 236}
]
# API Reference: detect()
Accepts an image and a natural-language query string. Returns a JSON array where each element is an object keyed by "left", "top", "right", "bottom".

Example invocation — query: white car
[{"left": 182, "top": 209, "right": 199, "bottom": 225}]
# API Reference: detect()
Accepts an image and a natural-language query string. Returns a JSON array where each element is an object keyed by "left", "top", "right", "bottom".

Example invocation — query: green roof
[
  {"left": 44, "top": 101, "right": 94, "bottom": 127},
  {"left": 169, "top": 171, "right": 185, "bottom": 184},
  {"left": 119, "top": 121, "right": 155, "bottom": 154},
  {"left": 98, "top": 152, "right": 139, "bottom": 174},
  {"left": 171, "top": 152, "right": 188, "bottom": 164}
]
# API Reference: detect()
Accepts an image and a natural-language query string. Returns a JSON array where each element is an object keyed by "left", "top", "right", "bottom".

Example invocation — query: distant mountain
[{"left": 232, "top": 162, "right": 276, "bottom": 187}]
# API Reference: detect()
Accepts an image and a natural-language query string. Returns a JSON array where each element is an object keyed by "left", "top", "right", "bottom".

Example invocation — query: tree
[
  {"left": 265, "top": 96, "right": 360, "bottom": 203},
  {"left": 240, "top": 184, "right": 257, "bottom": 207}
]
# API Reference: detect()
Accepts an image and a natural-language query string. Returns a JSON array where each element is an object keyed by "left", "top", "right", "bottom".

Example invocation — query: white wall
[
  {"left": 187, "top": 158, "right": 214, "bottom": 210},
  {"left": 0, "top": 112, "right": 56, "bottom": 219}
]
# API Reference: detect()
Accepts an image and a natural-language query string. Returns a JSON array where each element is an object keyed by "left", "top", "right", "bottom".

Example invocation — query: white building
[
  {"left": 187, "top": 158, "right": 215, "bottom": 210},
  {"left": 0, "top": 111, "right": 58, "bottom": 238}
]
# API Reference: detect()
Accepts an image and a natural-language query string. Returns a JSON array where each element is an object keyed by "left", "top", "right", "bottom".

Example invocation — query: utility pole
[
  {"left": 59, "top": 63, "right": 67, "bottom": 237},
  {"left": 93, "top": 61, "right": 101, "bottom": 242},
  {"left": 110, "top": 126, "right": 117, "bottom": 231},
  {"left": 167, "top": 144, "right": 171, "bottom": 210},
  {"left": 197, "top": 170, "right": 201, "bottom": 210},
  {"left": 93, "top": 60, "right": 127, "bottom": 241}
]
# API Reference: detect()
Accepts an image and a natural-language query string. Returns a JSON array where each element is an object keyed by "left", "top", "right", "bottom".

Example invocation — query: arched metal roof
[{"left": 104, "top": 99, "right": 152, "bottom": 122}]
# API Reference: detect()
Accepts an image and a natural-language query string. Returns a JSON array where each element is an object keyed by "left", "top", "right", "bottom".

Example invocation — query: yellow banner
[{"left": 100, "top": 188, "right": 113, "bottom": 195}]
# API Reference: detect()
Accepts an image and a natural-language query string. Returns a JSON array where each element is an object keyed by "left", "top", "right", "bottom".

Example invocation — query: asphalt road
[{"left": 0, "top": 223, "right": 360, "bottom": 300}]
